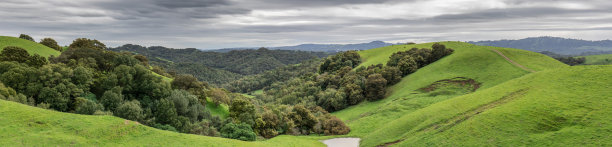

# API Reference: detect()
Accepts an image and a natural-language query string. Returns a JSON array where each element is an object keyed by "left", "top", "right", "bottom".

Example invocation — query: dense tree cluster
[
  {"left": 259, "top": 43, "right": 454, "bottom": 112},
  {"left": 19, "top": 34, "right": 34, "bottom": 42},
  {"left": 39, "top": 38, "right": 63, "bottom": 51},
  {"left": 0, "top": 38, "right": 225, "bottom": 138},
  {"left": 223, "top": 59, "right": 322, "bottom": 93},
  {"left": 109, "top": 44, "right": 331, "bottom": 85},
  {"left": 555, "top": 57, "right": 586, "bottom": 66}
]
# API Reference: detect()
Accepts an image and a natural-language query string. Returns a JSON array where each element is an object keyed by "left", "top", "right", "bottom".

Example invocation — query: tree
[
  {"left": 430, "top": 43, "right": 453, "bottom": 62},
  {"left": 317, "top": 88, "right": 347, "bottom": 112},
  {"left": 289, "top": 105, "right": 317, "bottom": 134},
  {"left": 397, "top": 57, "right": 418, "bottom": 76},
  {"left": 115, "top": 100, "right": 144, "bottom": 121},
  {"left": 68, "top": 38, "right": 106, "bottom": 50},
  {"left": 344, "top": 83, "right": 364, "bottom": 105},
  {"left": 381, "top": 66, "right": 402, "bottom": 85},
  {"left": 100, "top": 87, "right": 123, "bottom": 112},
  {"left": 26, "top": 54, "right": 48, "bottom": 68},
  {"left": 190, "top": 120, "right": 220, "bottom": 137},
  {"left": 40, "top": 38, "right": 62, "bottom": 51},
  {"left": 365, "top": 74, "right": 387, "bottom": 101},
  {"left": 321, "top": 116, "right": 350, "bottom": 135},
  {"left": 208, "top": 88, "right": 230, "bottom": 106},
  {"left": 19, "top": 34, "right": 34, "bottom": 42},
  {"left": 229, "top": 97, "right": 256, "bottom": 126},
  {"left": 155, "top": 98, "right": 179, "bottom": 126},
  {"left": 133, "top": 55, "right": 149, "bottom": 66},
  {"left": 75, "top": 97, "right": 103, "bottom": 115},
  {"left": 0, "top": 46, "right": 30, "bottom": 63},
  {"left": 220, "top": 122, "right": 256, "bottom": 141}
]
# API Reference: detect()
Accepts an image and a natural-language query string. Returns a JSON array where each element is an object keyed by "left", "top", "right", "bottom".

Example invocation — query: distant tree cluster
[
  {"left": 109, "top": 44, "right": 331, "bottom": 85},
  {"left": 19, "top": 34, "right": 34, "bottom": 42},
  {"left": 554, "top": 57, "right": 585, "bottom": 66},
  {"left": 0, "top": 36, "right": 355, "bottom": 141},
  {"left": 258, "top": 43, "right": 454, "bottom": 112},
  {"left": 39, "top": 38, "right": 63, "bottom": 51}
]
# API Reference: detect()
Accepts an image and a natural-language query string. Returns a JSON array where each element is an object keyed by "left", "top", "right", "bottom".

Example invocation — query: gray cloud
[{"left": 0, "top": 0, "right": 611, "bottom": 49}]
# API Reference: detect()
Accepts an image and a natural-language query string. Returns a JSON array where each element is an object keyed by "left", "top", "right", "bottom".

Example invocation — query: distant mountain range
[
  {"left": 469, "top": 36, "right": 612, "bottom": 55},
  {"left": 209, "top": 41, "right": 395, "bottom": 52}
]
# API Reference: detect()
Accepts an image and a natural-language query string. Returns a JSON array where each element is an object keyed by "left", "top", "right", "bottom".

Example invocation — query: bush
[
  {"left": 40, "top": 38, "right": 62, "bottom": 51},
  {"left": 365, "top": 74, "right": 387, "bottom": 101},
  {"left": 0, "top": 46, "right": 30, "bottom": 63},
  {"left": 19, "top": 34, "right": 34, "bottom": 42},
  {"left": 115, "top": 100, "right": 144, "bottom": 121},
  {"left": 220, "top": 122, "right": 256, "bottom": 141},
  {"left": 75, "top": 97, "right": 103, "bottom": 115},
  {"left": 321, "top": 116, "right": 350, "bottom": 135}
]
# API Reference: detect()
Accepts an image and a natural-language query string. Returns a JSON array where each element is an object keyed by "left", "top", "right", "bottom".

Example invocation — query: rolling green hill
[
  {"left": 0, "top": 99, "right": 324, "bottom": 146},
  {"left": 0, "top": 36, "right": 61, "bottom": 58},
  {"left": 2, "top": 41, "right": 609, "bottom": 146},
  {"left": 580, "top": 54, "right": 612, "bottom": 65},
  {"left": 363, "top": 65, "right": 612, "bottom": 146}
]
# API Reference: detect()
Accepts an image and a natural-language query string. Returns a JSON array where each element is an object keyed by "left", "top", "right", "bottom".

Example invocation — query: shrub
[
  {"left": 220, "top": 122, "right": 256, "bottom": 141},
  {"left": 19, "top": 34, "right": 34, "bottom": 42}
]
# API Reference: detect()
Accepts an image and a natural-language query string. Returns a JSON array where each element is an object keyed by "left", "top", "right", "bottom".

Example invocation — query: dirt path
[
  {"left": 321, "top": 138, "right": 360, "bottom": 147},
  {"left": 490, "top": 49, "right": 536, "bottom": 73}
]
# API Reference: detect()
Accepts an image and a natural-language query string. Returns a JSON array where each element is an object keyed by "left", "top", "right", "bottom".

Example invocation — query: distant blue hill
[
  {"left": 468, "top": 36, "right": 612, "bottom": 55},
  {"left": 208, "top": 41, "right": 395, "bottom": 52}
]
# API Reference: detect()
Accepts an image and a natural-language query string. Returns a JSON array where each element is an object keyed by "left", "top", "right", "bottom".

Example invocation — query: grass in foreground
[
  {"left": 0, "top": 36, "right": 61, "bottom": 58},
  {"left": 0, "top": 99, "right": 324, "bottom": 146}
]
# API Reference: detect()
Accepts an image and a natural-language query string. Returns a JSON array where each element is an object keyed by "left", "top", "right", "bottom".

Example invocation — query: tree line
[
  {"left": 256, "top": 43, "right": 454, "bottom": 112},
  {"left": 0, "top": 34, "right": 351, "bottom": 141}
]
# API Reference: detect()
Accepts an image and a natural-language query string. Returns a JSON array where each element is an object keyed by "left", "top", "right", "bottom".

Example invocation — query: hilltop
[
  {"left": 469, "top": 36, "right": 612, "bottom": 55},
  {"left": 0, "top": 36, "right": 61, "bottom": 58},
  {"left": 211, "top": 41, "right": 395, "bottom": 53}
]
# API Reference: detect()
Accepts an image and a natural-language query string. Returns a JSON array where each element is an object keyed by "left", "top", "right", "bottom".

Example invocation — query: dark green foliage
[
  {"left": 68, "top": 38, "right": 106, "bottom": 50},
  {"left": 115, "top": 100, "right": 144, "bottom": 121},
  {"left": 39, "top": 38, "right": 62, "bottom": 51},
  {"left": 109, "top": 44, "right": 330, "bottom": 85},
  {"left": 19, "top": 34, "right": 34, "bottom": 42},
  {"left": 75, "top": 97, "right": 103, "bottom": 115},
  {"left": 321, "top": 115, "right": 350, "bottom": 135},
  {"left": 381, "top": 66, "right": 402, "bottom": 85},
  {"left": 223, "top": 59, "right": 321, "bottom": 93},
  {"left": 230, "top": 97, "right": 256, "bottom": 126},
  {"left": 365, "top": 74, "right": 387, "bottom": 101},
  {"left": 319, "top": 51, "right": 360, "bottom": 73},
  {"left": 0, "top": 82, "right": 30, "bottom": 105},
  {"left": 100, "top": 87, "right": 123, "bottom": 112},
  {"left": 289, "top": 105, "right": 317, "bottom": 134},
  {"left": 155, "top": 98, "right": 178, "bottom": 126},
  {"left": 254, "top": 109, "right": 280, "bottom": 138},
  {"left": 397, "top": 56, "right": 418, "bottom": 76},
  {"left": 26, "top": 54, "right": 48, "bottom": 68},
  {"left": 133, "top": 55, "right": 149, "bottom": 66},
  {"left": 554, "top": 56, "right": 586, "bottom": 66},
  {"left": 208, "top": 88, "right": 230, "bottom": 106},
  {"left": 171, "top": 74, "right": 207, "bottom": 103},
  {"left": 317, "top": 88, "right": 347, "bottom": 112},
  {"left": 430, "top": 43, "right": 454, "bottom": 62},
  {"left": 190, "top": 120, "right": 220, "bottom": 137},
  {"left": 0, "top": 46, "right": 30, "bottom": 63},
  {"left": 220, "top": 122, "right": 256, "bottom": 141}
]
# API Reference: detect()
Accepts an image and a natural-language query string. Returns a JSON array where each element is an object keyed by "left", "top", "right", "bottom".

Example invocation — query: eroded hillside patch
[{"left": 419, "top": 77, "right": 481, "bottom": 96}]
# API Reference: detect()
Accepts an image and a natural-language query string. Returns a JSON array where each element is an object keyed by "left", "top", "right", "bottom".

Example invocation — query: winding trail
[{"left": 490, "top": 49, "right": 536, "bottom": 73}]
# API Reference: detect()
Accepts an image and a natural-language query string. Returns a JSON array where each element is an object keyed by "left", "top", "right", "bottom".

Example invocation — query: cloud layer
[{"left": 1, "top": 0, "right": 610, "bottom": 49}]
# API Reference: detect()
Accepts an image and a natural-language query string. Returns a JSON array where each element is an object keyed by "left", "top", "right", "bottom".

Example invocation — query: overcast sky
[{"left": 1, "top": 0, "right": 611, "bottom": 49}]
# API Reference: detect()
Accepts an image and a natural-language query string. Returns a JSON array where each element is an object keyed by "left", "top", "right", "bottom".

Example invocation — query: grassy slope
[
  {"left": 580, "top": 54, "right": 612, "bottom": 65},
  {"left": 0, "top": 100, "right": 324, "bottom": 146},
  {"left": 0, "top": 36, "right": 61, "bottom": 58},
  {"left": 370, "top": 65, "right": 612, "bottom": 146},
  {"left": 331, "top": 42, "right": 575, "bottom": 146},
  {"left": 205, "top": 98, "right": 230, "bottom": 119},
  {"left": 334, "top": 42, "right": 567, "bottom": 136}
]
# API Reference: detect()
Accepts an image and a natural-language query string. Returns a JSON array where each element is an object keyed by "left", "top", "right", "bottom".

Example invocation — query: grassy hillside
[
  {"left": 580, "top": 54, "right": 612, "bottom": 65},
  {"left": 0, "top": 99, "right": 324, "bottom": 146},
  {"left": 0, "top": 36, "right": 61, "bottom": 58},
  {"left": 364, "top": 65, "right": 612, "bottom": 146},
  {"left": 335, "top": 42, "right": 567, "bottom": 137}
]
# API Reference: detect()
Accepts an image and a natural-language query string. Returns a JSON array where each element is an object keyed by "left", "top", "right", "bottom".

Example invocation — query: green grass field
[
  {"left": 205, "top": 98, "right": 230, "bottom": 119},
  {"left": 1, "top": 41, "right": 610, "bottom": 146},
  {"left": 0, "top": 99, "right": 324, "bottom": 146},
  {"left": 580, "top": 54, "right": 612, "bottom": 65},
  {"left": 0, "top": 36, "right": 61, "bottom": 58}
]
